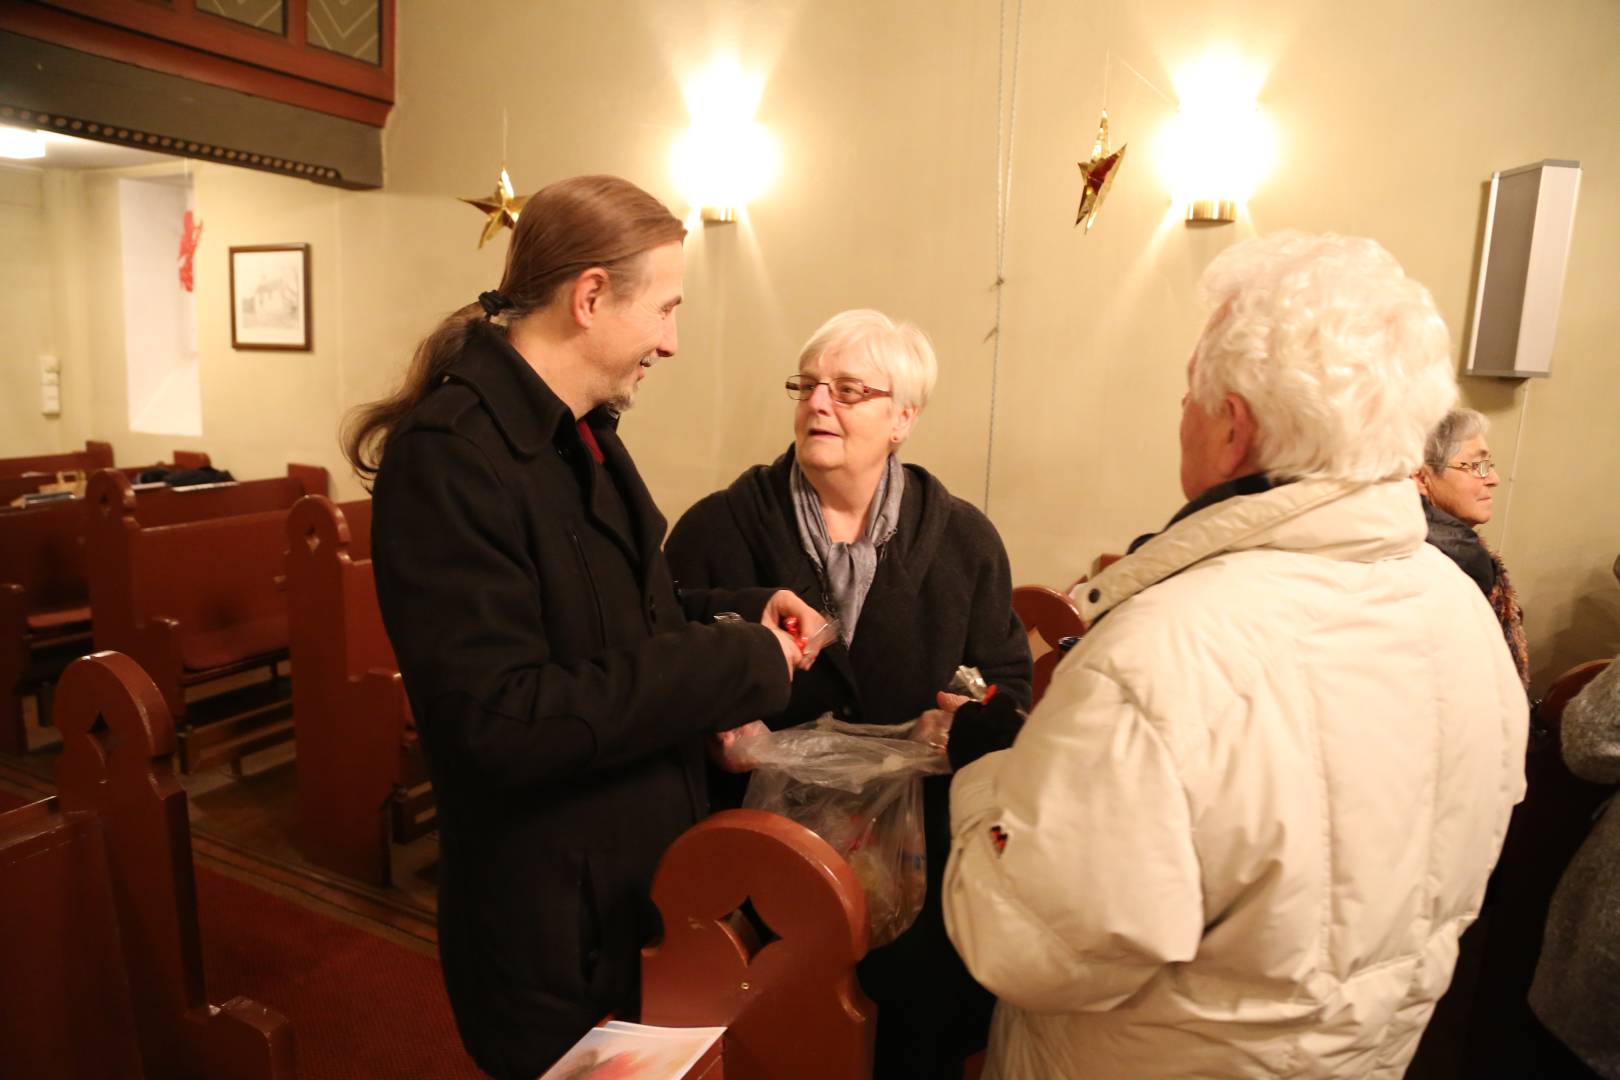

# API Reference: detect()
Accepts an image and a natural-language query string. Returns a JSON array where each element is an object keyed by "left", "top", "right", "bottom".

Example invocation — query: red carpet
[
  {"left": 0, "top": 786, "right": 485, "bottom": 1079},
  {"left": 198, "top": 870, "right": 484, "bottom": 1079}
]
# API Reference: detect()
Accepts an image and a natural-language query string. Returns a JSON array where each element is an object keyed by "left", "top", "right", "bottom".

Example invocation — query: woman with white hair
[
  {"left": 1414, "top": 408, "right": 1528, "bottom": 687},
  {"left": 943, "top": 233, "right": 1528, "bottom": 1079},
  {"left": 667, "top": 309, "right": 1032, "bottom": 1079}
]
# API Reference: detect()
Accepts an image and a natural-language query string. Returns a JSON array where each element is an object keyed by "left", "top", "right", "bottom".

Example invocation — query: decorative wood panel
[
  {"left": 3, "top": 0, "right": 393, "bottom": 126},
  {"left": 306, "top": 0, "right": 378, "bottom": 65}
]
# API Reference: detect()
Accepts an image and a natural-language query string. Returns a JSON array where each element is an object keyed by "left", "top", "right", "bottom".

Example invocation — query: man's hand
[
  {"left": 761, "top": 590, "right": 830, "bottom": 670},
  {"left": 767, "top": 624, "right": 805, "bottom": 678},
  {"left": 937, "top": 691, "right": 972, "bottom": 714}
]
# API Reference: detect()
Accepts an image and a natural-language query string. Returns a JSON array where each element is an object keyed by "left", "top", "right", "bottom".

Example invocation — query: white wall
[{"left": 0, "top": 165, "right": 60, "bottom": 457}]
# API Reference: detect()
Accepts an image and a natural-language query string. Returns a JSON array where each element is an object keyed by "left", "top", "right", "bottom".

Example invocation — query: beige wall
[
  {"left": 7, "top": 0, "right": 1616, "bottom": 687},
  {"left": 0, "top": 166, "right": 60, "bottom": 457}
]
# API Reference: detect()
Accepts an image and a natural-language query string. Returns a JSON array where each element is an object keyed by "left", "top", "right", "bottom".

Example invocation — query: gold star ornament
[
  {"left": 1075, "top": 110, "right": 1127, "bottom": 233},
  {"left": 460, "top": 167, "right": 531, "bottom": 249}
]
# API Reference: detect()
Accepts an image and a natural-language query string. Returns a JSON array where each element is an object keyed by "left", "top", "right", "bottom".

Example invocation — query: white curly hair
[{"left": 1191, "top": 231, "right": 1458, "bottom": 482}]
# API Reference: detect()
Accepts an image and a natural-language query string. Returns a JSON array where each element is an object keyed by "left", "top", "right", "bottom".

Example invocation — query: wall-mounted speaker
[{"left": 1465, "top": 160, "right": 1581, "bottom": 379}]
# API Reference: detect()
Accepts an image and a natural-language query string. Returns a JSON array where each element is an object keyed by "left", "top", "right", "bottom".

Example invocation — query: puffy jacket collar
[
  {"left": 1077, "top": 478, "right": 1427, "bottom": 622},
  {"left": 443, "top": 321, "right": 608, "bottom": 459}
]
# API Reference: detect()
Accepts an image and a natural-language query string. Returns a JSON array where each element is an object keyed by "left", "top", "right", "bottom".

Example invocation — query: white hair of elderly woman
[
  {"left": 1423, "top": 408, "right": 1490, "bottom": 472},
  {"left": 797, "top": 309, "right": 938, "bottom": 414},
  {"left": 1191, "top": 231, "right": 1458, "bottom": 483}
]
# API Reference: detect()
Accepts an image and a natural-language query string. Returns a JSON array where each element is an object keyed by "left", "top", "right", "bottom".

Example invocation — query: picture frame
[{"left": 229, "top": 243, "right": 312, "bottom": 351}]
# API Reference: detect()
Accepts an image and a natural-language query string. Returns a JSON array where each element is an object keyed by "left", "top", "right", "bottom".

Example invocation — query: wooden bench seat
[
  {"left": 0, "top": 650, "right": 294, "bottom": 1079},
  {"left": 284, "top": 495, "right": 432, "bottom": 885},
  {"left": 86, "top": 470, "right": 329, "bottom": 773}
]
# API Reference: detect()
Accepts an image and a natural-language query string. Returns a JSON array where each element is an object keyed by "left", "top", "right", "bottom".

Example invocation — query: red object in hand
[
  {"left": 781, "top": 615, "right": 807, "bottom": 649},
  {"left": 982, "top": 684, "right": 999, "bottom": 704}
]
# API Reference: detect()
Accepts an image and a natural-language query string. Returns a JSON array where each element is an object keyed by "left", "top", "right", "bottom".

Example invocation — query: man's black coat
[{"left": 371, "top": 322, "right": 788, "bottom": 1079}]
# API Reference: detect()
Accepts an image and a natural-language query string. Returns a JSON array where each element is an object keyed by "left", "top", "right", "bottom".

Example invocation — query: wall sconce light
[
  {"left": 671, "top": 56, "right": 778, "bottom": 224},
  {"left": 1163, "top": 52, "right": 1274, "bottom": 224},
  {"left": 0, "top": 124, "right": 48, "bottom": 160}
]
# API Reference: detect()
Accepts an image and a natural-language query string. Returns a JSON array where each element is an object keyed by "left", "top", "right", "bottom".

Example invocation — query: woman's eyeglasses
[
  {"left": 1445, "top": 460, "right": 1496, "bottom": 479},
  {"left": 784, "top": 375, "right": 893, "bottom": 405}
]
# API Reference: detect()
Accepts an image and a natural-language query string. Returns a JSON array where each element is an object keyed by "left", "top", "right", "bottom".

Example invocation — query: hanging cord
[
  {"left": 1495, "top": 379, "right": 1533, "bottom": 561},
  {"left": 983, "top": 0, "right": 1026, "bottom": 514}
]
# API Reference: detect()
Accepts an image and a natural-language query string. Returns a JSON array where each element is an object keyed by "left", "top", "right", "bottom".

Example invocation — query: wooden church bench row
[
  {"left": 0, "top": 445, "right": 211, "bottom": 507},
  {"left": 0, "top": 463, "right": 327, "bottom": 757},
  {"left": 84, "top": 468, "right": 329, "bottom": 773}
]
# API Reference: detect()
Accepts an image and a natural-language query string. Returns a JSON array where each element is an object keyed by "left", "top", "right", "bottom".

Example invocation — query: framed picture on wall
[{"left": 229, "top": 243, "right": 312, "bottom": 351}]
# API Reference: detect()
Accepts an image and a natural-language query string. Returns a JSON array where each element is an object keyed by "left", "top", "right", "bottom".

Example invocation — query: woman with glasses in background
[
  {"left": 666, "top": 309, "right": 1031, "bottom": 1079},
  {"left": 1413, "top": 407, "right": 1528, "bottom": 688}
]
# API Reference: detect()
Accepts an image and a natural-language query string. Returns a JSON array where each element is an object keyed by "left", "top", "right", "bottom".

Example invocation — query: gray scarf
[{"left": 790, "top": 453, "right": 905, "bottom": 646}]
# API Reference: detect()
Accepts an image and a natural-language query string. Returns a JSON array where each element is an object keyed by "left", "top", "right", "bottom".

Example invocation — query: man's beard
[{"left": 606, "top": 353, "right": 657, "bottom": 415}]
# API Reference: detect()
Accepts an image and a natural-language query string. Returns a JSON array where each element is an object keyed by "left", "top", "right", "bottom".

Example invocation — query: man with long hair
[{"left": 347, "top": 175, "right": 821, "bottom": 1079}]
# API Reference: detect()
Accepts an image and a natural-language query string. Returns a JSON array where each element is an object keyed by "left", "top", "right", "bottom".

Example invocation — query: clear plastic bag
[{"left": 740, "top": 714, "right": 949, "bottom": 948}]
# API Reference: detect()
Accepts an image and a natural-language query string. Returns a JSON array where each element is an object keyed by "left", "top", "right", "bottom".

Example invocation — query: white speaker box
[{"left": 1465, "top": 160, "right": 1581, "bottom": 379}]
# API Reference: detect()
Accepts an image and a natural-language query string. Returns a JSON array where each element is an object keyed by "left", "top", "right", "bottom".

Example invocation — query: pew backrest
[
  {"left": 0, "top": 499, "right": 90, "bottom": 613},
  {"left": 0, "top": 446, "right": 213, "bottom": 506},
  {"left": 87, "top": 472, "right": 307, "bottom": 714},
  {"left": 0, "top": 438, "right": 114, "bottom": 479}
]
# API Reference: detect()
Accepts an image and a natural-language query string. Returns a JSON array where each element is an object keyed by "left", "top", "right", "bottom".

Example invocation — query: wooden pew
[
  {"left": 0, "top": 438, "right": 114, "bottom": 478},
  {"left": 283, "top": 495, "right": 432, "bottom": 885},
  {"left": 0, "top": 499, "right": 94, "bottom": 754},
  {"left": 0, "top": 465, "right": 326, "bottom": 756},
  {"left": 0, "top": 446, "right": 210, "bottom": 507},
  {"left": 641, "top": 808, "right": 874, "bottom": 1078},
  {"left": 85, "top": 468, "right": 329, "bottom": 773},
  {"left": 0, "top": 650, "right": 295, "bottom": 1079},
  {"left": 1011, "top": 584, "right": 1086, "bottom": 707}
]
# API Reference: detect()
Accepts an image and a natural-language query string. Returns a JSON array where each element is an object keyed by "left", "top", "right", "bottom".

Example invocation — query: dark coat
[
  {"left": 371, "top": 322, "right": 789, "bottom": 1079},
  {"left": 665, "top": 447, "right": 1032, "bottom": 1078}
]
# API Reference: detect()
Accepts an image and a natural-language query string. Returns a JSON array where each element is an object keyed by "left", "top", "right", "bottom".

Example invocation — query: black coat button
[{"left": 1088, "top": 588, "right": 1101, "bottom": 603}]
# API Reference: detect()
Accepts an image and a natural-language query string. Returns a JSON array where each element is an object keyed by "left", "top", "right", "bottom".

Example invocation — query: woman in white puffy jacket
[{"left": 943, "top": 232, "right": 1529, "bottom": 1080}]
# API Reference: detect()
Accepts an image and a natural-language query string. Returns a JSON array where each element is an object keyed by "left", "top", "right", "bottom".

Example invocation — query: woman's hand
[
  {"left": 911, "top": 709, "right": 952, "bottom": 753},
  {"left": 912, "top": 692, "right": 975, "bottom": 755}
]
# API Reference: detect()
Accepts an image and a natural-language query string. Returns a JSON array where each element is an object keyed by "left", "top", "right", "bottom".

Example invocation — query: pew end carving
[
  {"left": 285, "top": 495, "right": 430, "bottom": 885},
  {"left": 1011, "top": 584, "right": 1087, "bottom": 707},
  {"left": 642, "top": 808, "right": 874, "bottom": 1079},
  {"left": 0, "top": 651, "right": 295, "bottom": 1078}
]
